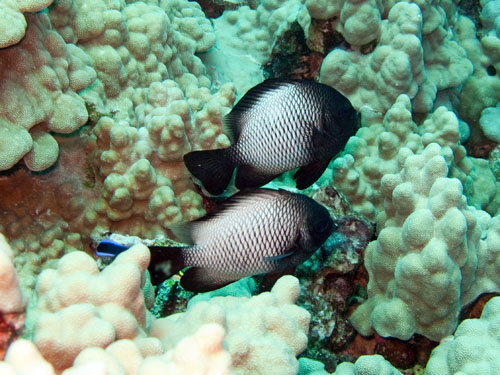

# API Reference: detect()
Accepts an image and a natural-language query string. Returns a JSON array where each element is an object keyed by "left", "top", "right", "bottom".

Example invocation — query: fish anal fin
[
  {"left": 235, "top": 165, "right": 279, "bottom": 190},
  {"left": 259, "top": 267, "right": 297, "bottom": 292},
  {"left": 294, "top": 158, "right": 331, "bottom": 190},
  {"left": 180, "top": 267, "right": 242, "bottom": 292}
]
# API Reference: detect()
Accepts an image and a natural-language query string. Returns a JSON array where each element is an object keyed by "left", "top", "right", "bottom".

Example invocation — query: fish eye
[{"left": 312, "top": 219, "right": 332, "bottom": 233}]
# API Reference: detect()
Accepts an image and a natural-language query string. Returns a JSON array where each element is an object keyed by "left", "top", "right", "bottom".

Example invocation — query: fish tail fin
[
  {"left": 183, "top": 149, "right": 234, "bottom": 195},
  {"left": 148, "top": 245, "right": 186, "bottom": 285}
]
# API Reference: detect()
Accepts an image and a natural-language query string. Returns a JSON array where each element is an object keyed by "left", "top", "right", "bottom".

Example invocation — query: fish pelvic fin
[
  {"left": 183, "top": 149, "right": 235, "bottom": 195},
  {"left": 148, "top": 245, "right": 187, "bottom": 285},
  {"left": 180, "top": 267, "right": 242, "bottom": 292}
]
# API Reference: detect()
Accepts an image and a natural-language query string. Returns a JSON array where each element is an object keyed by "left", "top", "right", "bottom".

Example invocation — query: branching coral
[
  {"left": 84, "top": 76, "right": 234, "bottom": 238},
  {"left": 49, "top": 0, "right": 215, "bottom": 100},
  {"left": 0, "top": 0, "right": 499, "bottom": 373},
  {"left": 150, "top": 274, "right": 310, "bottom": 375},
  {"left": 456, "top": 13, "right": 500, "bottom": 146},
  {"left": 331, "top": 95, "right": 499, "bottom": 221},
  {"left": 305, "top": 0, "right": 383, "bottom": 47}
]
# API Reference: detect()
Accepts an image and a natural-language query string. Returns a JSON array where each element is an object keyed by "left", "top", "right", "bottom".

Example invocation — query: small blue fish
[{"left": 96, "top": 239, "right": 130, "bottom": 257}]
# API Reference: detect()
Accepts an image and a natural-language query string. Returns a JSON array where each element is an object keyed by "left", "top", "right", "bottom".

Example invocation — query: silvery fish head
[{"left": 300, "top": 199, "right": 335, "bottom": 252}]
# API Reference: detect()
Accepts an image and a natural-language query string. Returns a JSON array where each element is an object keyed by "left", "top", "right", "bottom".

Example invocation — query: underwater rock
[{"left": 296, "top": 186, "right": 375, "bottom": 371}]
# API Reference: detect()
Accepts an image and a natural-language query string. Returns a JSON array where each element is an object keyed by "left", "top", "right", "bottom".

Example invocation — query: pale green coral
[
  {"left": 0, "top": 13, "right": 96, "bottom": 171},
  {"left": 85, "top": 77, "right": 234, "bottom": 238},
  {"left": 0, "top": 0, "right": 54, "bottom": 48},
  {"left": 350, "top": 143, "right": 500, "bottom": 341},
  {"left": 320, "top": 1, "right": 472, "bottom": 115},
  {"left": 298, "top": 355, "right": 402, "bottom": 375},
  {"left": 425, "top": 296, "right": 500, "bottom": 375},
  {"left": 331, "top": 95, "right": 499, "bottom": 221},
  {"left": 456, "top": 14, "right": 500, "bottom": 142}
]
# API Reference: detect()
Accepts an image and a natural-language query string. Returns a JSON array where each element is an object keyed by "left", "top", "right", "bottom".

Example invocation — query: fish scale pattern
[
  {"left": 183, "top": 193, "right": 306, "bottom": 274},
  {"left": 233, "top": 83, "right": 320, "bottom": 173}
]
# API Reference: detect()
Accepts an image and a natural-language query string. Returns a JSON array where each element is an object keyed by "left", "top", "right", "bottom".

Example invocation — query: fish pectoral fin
[
  {"left": 180, "top": 267, "right": 241, "bottom": 293},
  {"left": 235, "top": 165, "right": 279, "bottom": 190},
  {"left": 264, "top": 251, "right": 295, "bottom": 262},
  {"left": 293, "top": 158, "right": 331, "bottom": 189},
  {"left": 264, "top": 235, "right": 302, "bottom": 264}
]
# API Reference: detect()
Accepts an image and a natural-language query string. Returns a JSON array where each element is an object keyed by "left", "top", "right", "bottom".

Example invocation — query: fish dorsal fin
[
  {"left": 168, "top": 221, "right": 194, "bottom": 245},
  {"left": 223, "top": 78, "right": 297, "bottom": 142}
]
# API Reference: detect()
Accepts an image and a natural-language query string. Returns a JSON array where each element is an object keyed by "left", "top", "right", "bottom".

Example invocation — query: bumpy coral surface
[
  {"left": 151, "top": 275, "right": 310, "bottom": 375},
  {"left": 0, "top": 235, "right": 26, "bottom": 315},
  {"left": 0, "top": 13, "right": 96, "bottom": 171},
  {"left": 31, "top": 244, "right": 153, "bottom": 371},
  {"left": 0, "top": 241, "right": 311, "bottom": 374},
  {"left": 320, "top": 1, "right": 472, "bottom": 115},
  {"left": 350, "top": 143, "right": 500, "bottom": 341},
  {"left": 1, "top": 324, "right": 231, "bottom": 375},
  {"left": 456, "top": 12, "right": 500, "bottom": 147},
  {"left": 305, "top": 0, "right": 382, "bottom": 47},
  {"left": 85, "top": 77, "right": 234, "bottom": 238},
  {"left": 1, "top": 0, "right": 500, "bottom": 373},
  {"left": 0, "top": 0, "right": 54, "bottom": 48},
  {"left": 0, "top": 234, "right": 26, "bottom": 359},
  {"left": 331, "top": 94, "right": 500, "bottom": 221},
  {"left": 425, "top": 296, "right": 500, "bottom": 375}
]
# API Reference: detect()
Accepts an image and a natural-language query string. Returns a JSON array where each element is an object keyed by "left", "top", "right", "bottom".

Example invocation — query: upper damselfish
[{"left": 183, "top": 78, "right": 357, "bottom": 195}]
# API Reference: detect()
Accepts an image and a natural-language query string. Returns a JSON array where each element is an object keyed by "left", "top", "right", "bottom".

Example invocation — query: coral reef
[
  {"left": 0, "top": 0, "right": 54, "bottom": 48},
  {"left": 0, "top": 0, "right": 500, "bottom": 373},
  {"left": 0, "top": 243, "right": 310, "bottom": 374},
  {"left": 319, "top": 1, "right": 472, "bottom": 114},
  {"left": 349, "top": 143, "right": 500, "bottom": 341},
  {"left": 425, "top": 296, "right": 500, "bottom": 374},
  {"left": 0, "top": 13, "right": 95, "bottom": 171},
  {"left": 0, "top": 234, "right": 26, "bottom": 359}
]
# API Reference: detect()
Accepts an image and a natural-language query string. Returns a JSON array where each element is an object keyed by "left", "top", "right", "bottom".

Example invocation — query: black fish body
[
  {"left": 148, "top": 189, "right": 334, "bottom": 292},
  {"left": 184, "top": 78, "right": 357, "bottom": 195}
]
